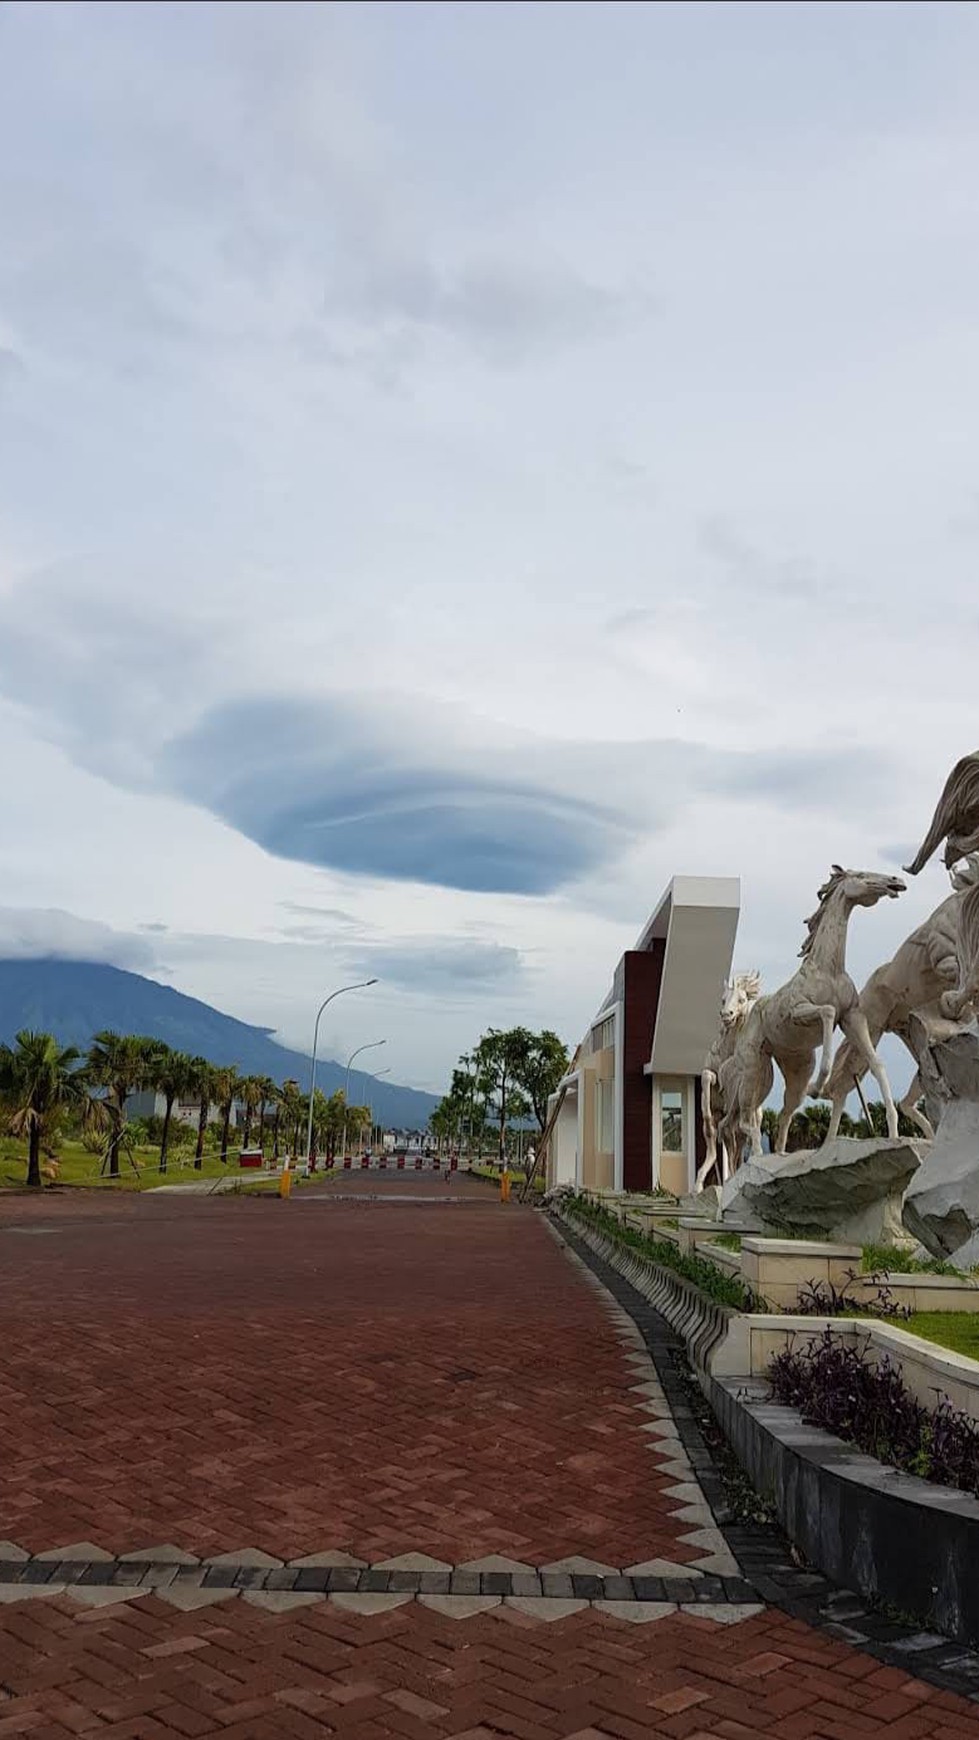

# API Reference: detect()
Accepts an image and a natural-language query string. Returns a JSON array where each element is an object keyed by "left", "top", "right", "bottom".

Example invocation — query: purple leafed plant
[{"left": 769, "top": 1328, "right": 979, "bottom": 1498}]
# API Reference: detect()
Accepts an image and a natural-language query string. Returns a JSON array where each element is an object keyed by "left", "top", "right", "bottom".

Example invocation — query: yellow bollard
[
  {"left": 499, "top": 1166, "right": 511, "bottom": 1204},
  {"left": 279, "top": 1163, "right": 292, "bottom": 1200}
]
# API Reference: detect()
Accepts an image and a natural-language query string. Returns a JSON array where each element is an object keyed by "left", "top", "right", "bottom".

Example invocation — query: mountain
[{"left": 0, "top": 959, "right": 438, "bottom": 1129}]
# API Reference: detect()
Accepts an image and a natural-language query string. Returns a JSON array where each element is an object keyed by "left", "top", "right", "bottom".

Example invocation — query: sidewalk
[{"left": 1, "top": 1178, "right": 977, "bottom": 1736}]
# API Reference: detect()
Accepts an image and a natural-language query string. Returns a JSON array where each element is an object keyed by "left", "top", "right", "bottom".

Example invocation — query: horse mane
[
  {"left": 799, "top": 866, "right": 847, "bottom": 958},
  {"left": 906, "top": 752, "right": 979, "bottom": 875}
]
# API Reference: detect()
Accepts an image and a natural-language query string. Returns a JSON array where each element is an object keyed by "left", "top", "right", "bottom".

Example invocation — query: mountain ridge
[{"left": 0, "top": 959, "right": 438, "bottom": 1127}]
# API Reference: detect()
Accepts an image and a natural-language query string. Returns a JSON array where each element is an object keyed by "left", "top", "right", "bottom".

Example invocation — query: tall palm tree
[
  {"left": 186, "top": 1056, "right": 217, "bottom": 1169},
  {"left": 87, "top": 1031, "right": 158, "bottom": 1178},
  {"left": 256, "top": 1076, "right": 278, "bottom": 1150},
  {"left": 0, "top": 1031, "right": 100, "bottom": 1188},
  {"left": 151, "top": 1047, "right": 194, "bottom": 1173},
  {"left": 211, "top": 1065, "right": 241, "bottom": 1163},
  {"left": 238, "top": 1075, "right": 265, "bottom": 1149}
]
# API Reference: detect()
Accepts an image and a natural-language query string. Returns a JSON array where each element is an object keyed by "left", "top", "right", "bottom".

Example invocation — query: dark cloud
[
  {"left": 163, "top": 697, "right": 633, "bottom": 896},
  {"left": 348, "top": 938, "right": 523, "bottom": 993},
  {"left": 160, "top": 695, "right": 893, "bottom": 897}
]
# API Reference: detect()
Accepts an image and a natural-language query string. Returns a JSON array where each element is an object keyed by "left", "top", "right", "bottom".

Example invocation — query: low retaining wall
[
  {"left": 556, "top": 1205, "right": 979, "bottom": 1648},
  {"left": 554, "top": 1208, "right": 732, "bottom": 1374},
  {"left": 711, "top": 1374, "right": 979, "bottom": 1647}
]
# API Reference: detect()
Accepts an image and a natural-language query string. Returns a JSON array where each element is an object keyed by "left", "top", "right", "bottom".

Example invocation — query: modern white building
[{"left": 544, "top": 876, "right": 740, "bottom": 1195}]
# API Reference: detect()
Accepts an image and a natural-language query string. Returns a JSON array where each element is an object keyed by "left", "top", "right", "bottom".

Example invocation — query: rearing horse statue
[
  {"left": 718, "top": 867, "right": 906, "bottom": 1162},
  {"left": 698, "top": 970, "right": 762, "bottom": 1189}
]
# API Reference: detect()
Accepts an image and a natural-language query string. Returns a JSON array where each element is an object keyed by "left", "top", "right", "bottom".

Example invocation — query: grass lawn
[
  {"left": 903, "top": 1312, "right": 979, "bottom": 1360},
  {"left": 0, "top": 1136, "right": 290, "bottom": 1192}
]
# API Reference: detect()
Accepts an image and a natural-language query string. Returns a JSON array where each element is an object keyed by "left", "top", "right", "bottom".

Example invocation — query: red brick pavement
[
  {"left": 4, "top": 1177, "right": 979, "bottom": 1737},
  {"left": 0, "top": 1180, "right": 696, "bottom": 1563},
  {"left": 1, "top": 1593, "right": 978, "bottom": 1738}
]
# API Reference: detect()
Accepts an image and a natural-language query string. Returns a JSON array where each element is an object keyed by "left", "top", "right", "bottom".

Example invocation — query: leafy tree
[
  {"left": 256, "top": 1076, "right": 278, "bottom": 1149},
  {"left": 88, "top": 1031, "right": 158, "bottom": 1178},
  {"left": 473, "top": 1028, "right": 535, "bottom": 1165},
  {"left": 0, "top": 1030, "right": 100, "bottom": 1188},
  {"left": 517, "top": 1030, "right": 569, "bottom": 1134}
]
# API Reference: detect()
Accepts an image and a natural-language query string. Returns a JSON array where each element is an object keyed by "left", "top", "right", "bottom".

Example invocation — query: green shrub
[{"left": 564, "top": 1193, "right": 753, "bottom": 1311}]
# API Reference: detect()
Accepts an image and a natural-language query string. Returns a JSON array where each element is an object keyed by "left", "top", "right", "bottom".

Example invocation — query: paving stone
[
  {"left": 0, "top": 1543, "right": 28, "bottom": 1563},
  {"left": 679, "top": 1602, "right": 767, "bottom": 1624},
  {"left": 158, "top": 1585, "right": 238, "bottom": 1610},
  {"left": 419, "top": 1594, "right": 502, "bottom": 1619},
  {"left": 329, "top": 1591, "right": 413, "bottom": 1614},
  {"left": 540, "top": 1572, "right": 575, "bottom": 1598},
  {"left": 119, "top": 1544, "right": 199, "bottom": 1564},
  {"left": 288, "top": 1550, "right": 367, "bottom": 1568},
  {"left": 242, "top": 1589, "right": 322, "bottom": 1611},
  {"left": 376, "top": 1552, "right": 452, "bottom": 1571},
  {"left": 63, "top": 1586, "right": 137, "bottom": 1608},
  {"left": 35, "top": 1541, "right": 114, "bottom": 1561},
  {"left": 593, "top": 1601, "right": 678, "bottom": 1624},
  {"left": 205, "top": 1547, "right": 284, "bottom": 1568},
  {"left": 0, "top": 1582, "right": 67, "bottom": 1602},
  {"left": 541, "top": 1555, "right": 620, "bottom": 1575},
  {"left": 459, "top": 1555, "right": 535, "bottom": 1574},
  {"left": 626, "top": 1558, "right": 704, "bottom": 1579},
  {"left": 504, "top": 1597, "right": 588, "bottom": 1621}
]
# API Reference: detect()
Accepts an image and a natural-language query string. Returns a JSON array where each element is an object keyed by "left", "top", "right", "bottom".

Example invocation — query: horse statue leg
[
  {"left": 696, "top": 1067, "right": 718, "bottom": 1191},
  {"left": 836, "top": 1007, "right": 899, "bottom": 1139},
  {"left": 774, "top": 1054, "right": 813, "bottom": 1153}
]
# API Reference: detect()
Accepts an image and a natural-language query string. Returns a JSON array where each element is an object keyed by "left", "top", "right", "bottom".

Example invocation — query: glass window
[
  {"left": 660, "top": 1088, "right": 684, "bottom": 1155},
  {"left": 595, "top": 1077, "right": 615, "bottom": 1153}
]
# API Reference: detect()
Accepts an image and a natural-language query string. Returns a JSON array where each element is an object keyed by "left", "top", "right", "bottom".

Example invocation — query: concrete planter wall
[{"left": 711, "top": 1373, "right": 979, "bottom": 1647}]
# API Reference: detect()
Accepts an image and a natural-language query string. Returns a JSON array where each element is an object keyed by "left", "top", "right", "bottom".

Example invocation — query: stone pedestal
[
  {"left": 903, "top": 1025, "right": 979, "bottom": 1265},
  {"left": 720, "top": 1138, "right": 922, "bottom": 1245}
]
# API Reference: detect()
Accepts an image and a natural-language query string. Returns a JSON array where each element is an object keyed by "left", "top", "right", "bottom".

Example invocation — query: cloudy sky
[{"left": 1, "top": 0, "right": 978, "bottom": 1093}]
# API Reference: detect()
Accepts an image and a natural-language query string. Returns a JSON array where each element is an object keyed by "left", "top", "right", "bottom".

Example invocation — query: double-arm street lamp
[
  {"left": 341, "top": 1039, "right": 386, "bottom": 1162},
  {"left": 304, "top": 980, "right": 378, "bottom": 1170}
]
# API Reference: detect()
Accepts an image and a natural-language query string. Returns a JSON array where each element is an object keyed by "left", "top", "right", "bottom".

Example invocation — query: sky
[{"left": 1, "top": 0, "right": 978, "bottom": 1095}]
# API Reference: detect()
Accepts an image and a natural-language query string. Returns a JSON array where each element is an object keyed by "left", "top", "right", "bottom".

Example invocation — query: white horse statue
[
  {"left": 717, "top": 867, "right": 905, "bottom": 1163},
  {"left": 824, "top": 856, "right": 979, "bottom": 1140},
  {"left": 698, "top": 970, "right": 762, "bottom": 1189}
]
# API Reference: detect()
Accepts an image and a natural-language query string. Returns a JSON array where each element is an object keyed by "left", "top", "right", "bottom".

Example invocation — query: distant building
[
  {"left": 544, "top": 876, "right": 739, "bottom": 1195},
  {"left": 125, "top": 1091, "right": 234, "bottom": 1129}
]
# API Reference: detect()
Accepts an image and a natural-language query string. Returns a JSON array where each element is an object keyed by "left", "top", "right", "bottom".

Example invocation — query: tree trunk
[
  {"left": 108, "top": 1095, "right": 121, "bottom": 1178},
  {"left": 242, "top": 1105, "right": 253, "bottom": 1148},
  {"left": 220, "top": 1103, "right": 232, "bottom": 1162},
  {"left": 159, "top": 1093, "right": 175, "bottom": 1173},
  {"left": 258, "top": 1103, "right": 266, "bottom": 1147},
  {"left": 195, "top": 1095, "right": 207, "bottom": 1167},
  {"left": 497, "top": 1074, "right": 507, "bottom": 1167},
  {"left": 272, "top": 1109, "right": 280, "bottom": 1159},
  {"left": 27, "top": 1121, "right": 41, "bottom": 1189},
  {"left": 291, "top": 1117, "right": 301, "bottom": 1159}
]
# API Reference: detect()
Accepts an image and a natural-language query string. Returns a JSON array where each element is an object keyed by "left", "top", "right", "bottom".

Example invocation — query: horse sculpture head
[
  {"left": 800, "top": 867, "right": 905, "bottom": 957},
  {"left": 719, "top": 969, "right": 762, "bottom": 1027}
]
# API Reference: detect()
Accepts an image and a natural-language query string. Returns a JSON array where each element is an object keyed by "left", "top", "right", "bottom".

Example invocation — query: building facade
[{"left": 545, "top": 876, "right": 739, "bottom": 1196}]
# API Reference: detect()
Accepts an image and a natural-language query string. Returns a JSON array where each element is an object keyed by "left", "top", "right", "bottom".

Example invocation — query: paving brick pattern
[
  {"left": 2, "top": 1593, "right": 978, "bottom": 1738},
  {"left": 3, "top": 1178, "right": 979, "bottom": 1735},
  {"left": 0, "top": 1185, "right": 702, "bottom": 1564}
]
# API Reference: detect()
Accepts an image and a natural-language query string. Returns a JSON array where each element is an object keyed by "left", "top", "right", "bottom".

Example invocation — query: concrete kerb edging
[{"left": 548, "top": 1206, "right": 979, "bottom": 1701}]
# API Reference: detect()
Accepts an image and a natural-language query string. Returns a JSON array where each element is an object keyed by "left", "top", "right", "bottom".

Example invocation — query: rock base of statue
[
  {"left": 720, "top": 1138, "right": 923, "bottom": 1245},
  {"left": 903, "top": 1025, "right": 979, "bottom": 1265}
]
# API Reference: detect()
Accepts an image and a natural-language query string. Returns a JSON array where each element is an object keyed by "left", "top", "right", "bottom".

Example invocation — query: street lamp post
[
  {"left": 303, "top": 980, "right": 378, "bottom": 1172},
  {"left": 366, "top": 1066, "right": 391, "bottom": 1153},
  {"left": 341, "top": 1039, "right": 387, "bottom": 1162}
]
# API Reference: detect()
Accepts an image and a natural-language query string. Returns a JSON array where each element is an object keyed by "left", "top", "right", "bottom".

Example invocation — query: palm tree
[
  {"left": 87, "top": 1031, "right": 158, "bottom": 1178},
  {"left": 151, "top": 1047, "right": 194, "bottom": 1173},
  {"left": 211, "top": 1065, "right": 241, "bottom": 1163},
  {"left": 0, "top": 1031, "right": 100, "bottom": 1188},
  {"left": 238, "top": 1075, "right": 265, "bottom": 1150},
  {"left": 277, "top": 1079, "right": 302, "bottom": 1160},
  {"left": 256, "top": 1076, "right": 278, "bottom": 1151},
  {"left": 186, "top": 1055, "right": 216, "bottom": 1168}
]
